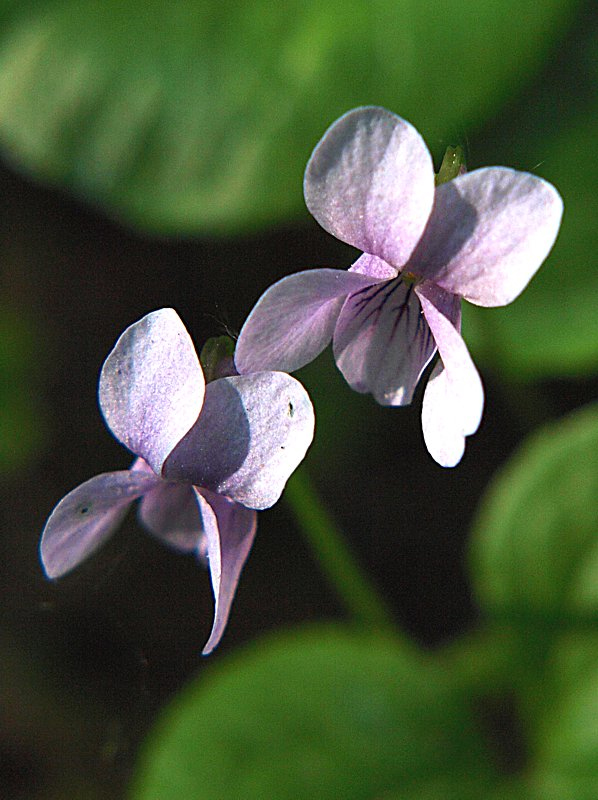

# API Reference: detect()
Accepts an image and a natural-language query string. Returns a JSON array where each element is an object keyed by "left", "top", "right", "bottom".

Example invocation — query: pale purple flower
[
  {"left": 235, "top": 106, "right": 563, "bottom": 466},
  {"left": 40, "top": 309, "right": 314, "bottom": 654}
]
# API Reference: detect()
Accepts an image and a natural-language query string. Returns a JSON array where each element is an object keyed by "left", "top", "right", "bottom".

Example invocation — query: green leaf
[
  {"left": 130, "top": 626, "right": 498, "bottom": 800},
  {"left": 381, "top": 781, "right": 530, "bottom": 800},
  {"left": 469, "top": 403, "right": 598, "bottom": 623},
  {"left": 464, "top": 110, "right": 598, "bottom": 378},
  {"left": 469, "top": 406, "right": 598, "bottom": 798},
  {"left": 530, "top": 634, "right": 598, "bottom": 800},
  {"left": 0, "top": 0, "right": 576, "bottom": 233}
]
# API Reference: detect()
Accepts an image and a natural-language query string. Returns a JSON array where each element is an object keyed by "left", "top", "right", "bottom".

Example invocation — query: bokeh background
[{"left": 1, "top": 1, "right": 597, "bottom": 797}]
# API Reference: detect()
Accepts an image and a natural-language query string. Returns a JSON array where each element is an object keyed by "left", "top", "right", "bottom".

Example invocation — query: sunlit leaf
[
  {"left": 130, "top": 626, "right": 499, "bottom": 800},
  {"left": 0, "top": 0, "right": 576, "bottom": 233}
]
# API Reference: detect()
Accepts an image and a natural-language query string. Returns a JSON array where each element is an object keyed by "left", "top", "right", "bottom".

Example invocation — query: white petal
[
  {"left": 40, "top": 470, "right": 160, "bottom": 578},
  {"left": 411, "top": 168, "right": 563, "bottom": 307},
  {"left": 195, "top": 489, "right": 257, "bottom": 655},
  {"left": 304, "top": 106, "right": 435, "bottom": 267},
  {"left": 164, "top": 372, "right": 315, "bottom": 510},
  {"left": 234, "top": 269, "right": 378, "bottom": 375},
  {"left": 99, "top": 309, "right": 205, "bottom": 475},
  {"left": 417, "top": 283, "right": 483, "bottom": 466}
]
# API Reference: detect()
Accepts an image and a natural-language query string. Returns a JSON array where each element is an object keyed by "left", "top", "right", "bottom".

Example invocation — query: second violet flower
[
  {"left": 235, "top": 106, "right": 563, "bottom": 466},
  {"left": 40, "top": 309, "right": 315, "bottom": 654}
]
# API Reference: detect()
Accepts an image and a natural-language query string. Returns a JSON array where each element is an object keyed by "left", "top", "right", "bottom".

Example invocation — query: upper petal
[
  {"left": 416, "top": 283, "right": 483, "bottom": 467},
  {"left": 333, "top": 277, "right": 437, "bottom": 406},
  {"left": 164, "top": 372, "right": 315, "bottom": 510},
  {"left": 409, "top": 167, "right": 563, "bottom": 307},
  {"left": 40, "top": 470, "right": 160, "bottom": 578},
  {"left": 234, "top": 268, "right": 379, "bottom": 375},
  {"left": 304, "top": 106, "right": 435, "bottom": 267},
  {"left": 99, "top": 309, "right": 205, "bottom": 475},
  {"left": 194, "top": 489, "right": 257, "bottom": 655}
]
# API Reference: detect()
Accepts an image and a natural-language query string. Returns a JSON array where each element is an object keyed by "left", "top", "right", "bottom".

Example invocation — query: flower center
[{"left": 402, "top": 271, "right": 419, "bottom": 285}]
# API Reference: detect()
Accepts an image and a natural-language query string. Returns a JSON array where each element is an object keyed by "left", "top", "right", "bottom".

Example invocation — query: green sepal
[
  {"left": 435, "top": 145, "right": 466, "bottom": 185},
  {"left": 199, "top": 335, "right": 236, "bottom": 382}
]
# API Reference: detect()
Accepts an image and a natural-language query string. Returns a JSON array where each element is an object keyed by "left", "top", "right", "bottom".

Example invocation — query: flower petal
[
  {"left": 333, "top": 277, "right": 437, "bottom": 406},
  {"left": 164, "top": 372, "right": 315, "bottom": 510},
  {"left": 304, "top": 106, "right": 435, "bottom": 268},
  {"left": 99, "top": 309, "right": 205, "bottom": 475},
  {"left": 40, "top": 470, "right": 160, "bottom": 578},
  {"left": 416, "top": 283, "right": 483, "bottom": 467},
  {"left": 410, "top": 167, "right": 563, "bottom": 307},
  {"left": 349, "top": 252, "right": 399, "bottom": 281},
  {"left": 234, "top": 269, "right": 378, "bottom": 375},
  {"left": 194, "top": 489, "right": 257, "bottom": 655},
  {"left": 138, "top": 481, "right": 203, "bottom": 553}
]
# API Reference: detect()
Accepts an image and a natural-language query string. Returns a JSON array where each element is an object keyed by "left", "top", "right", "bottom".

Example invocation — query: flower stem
[{"left": 285, "top": 467, "right": 396, "bottom": 635}]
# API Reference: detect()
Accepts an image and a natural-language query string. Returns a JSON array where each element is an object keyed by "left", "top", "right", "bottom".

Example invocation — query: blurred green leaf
[
  {"left": 130, "top": 625, "right": 499, "bottom": 800},
  {"left": 468, "top": 405, "right": 598, "bottom": 799},
  {"left": 464, "top": 110, "right": 598, "bottom": 378},
  {"left": 0, "top": 0, "right": 576, "bottom": 233},
  {"left": 470, "top": 403, "right": 598, "bottom": 622},
  {"left": 382, "top": 781, "right": 531, "bottom": 800},
  {"left": 530, "top": 634, "right": 598, "bottom": 800}
]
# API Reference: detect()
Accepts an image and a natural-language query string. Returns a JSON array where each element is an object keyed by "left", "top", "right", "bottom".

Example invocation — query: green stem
[{"left": 285, "top": 467, "right": 396, "bottom": 635}]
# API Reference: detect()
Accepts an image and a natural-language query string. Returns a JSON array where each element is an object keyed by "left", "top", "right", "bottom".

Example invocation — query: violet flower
[
  {"left": 235, "top": 107, "right": 563, "bottom": 466},
  {"left": 40, "top": 309, "right": 314, "bottom": 654}
]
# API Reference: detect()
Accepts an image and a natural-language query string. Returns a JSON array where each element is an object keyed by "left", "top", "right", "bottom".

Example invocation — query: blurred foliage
[
  {"left": 533, "top": 641, "right": 598, "bottom": 800},
  {"left": 0, "top": 0, "right": 575, "bottom": 234},
  {"left": 130, "top": 626, "right": 500, "bottom": 800},
  {"left": 470, "top": 402, "right": 598, "bottom": 621},
  {"left": 469, "top": 403, "right": 598, "bottom": 798},
  {"left": 0, "top": 303, "right": 44, "bottom": 473}
]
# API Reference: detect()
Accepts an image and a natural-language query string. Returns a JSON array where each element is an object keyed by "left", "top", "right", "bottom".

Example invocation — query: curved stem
[{"left": 285, "top": 467, "right": 396, "bottom": 635}]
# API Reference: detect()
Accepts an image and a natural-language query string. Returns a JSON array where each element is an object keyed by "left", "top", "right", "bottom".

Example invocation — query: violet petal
[
  {"left": 194, "top": 489, "right": 257, "bottom": 655},
  {"left": 99, "top": 309, "right": 205, "bottom": 475},
  {"left": 349, "top": 253, "right": 399, "bottom": 281},
  {"left": 165, "top": 372, "right": 314, "bottom": 510},
  {"left": 138, "top": 481, "right": 203, "bottom": 553},
  {"left": 304, "top": 106, "right": 435, "bottom": 268},
  {"left": 40, "top": 470, "right": 160, "bottom": 578},
  {"left": 416, "top": 283, "right": 483, "bottom": 466},
  {"left": 234, "top": 269, "right": 378, "bottom": 375},
  {"left": 333, "top": 277, "right": 437, "bottom": 406},
  {"left": 410, "top": 167, "right": 563, "bottom": 307}
]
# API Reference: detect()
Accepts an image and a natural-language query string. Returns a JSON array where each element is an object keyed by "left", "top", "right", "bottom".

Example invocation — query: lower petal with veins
[{"left": 333, "top": 277, "right": 436, "bottom": 405}]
